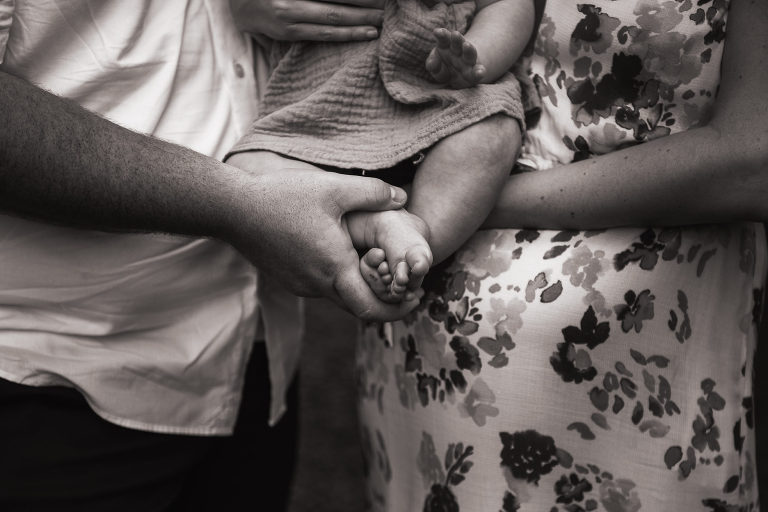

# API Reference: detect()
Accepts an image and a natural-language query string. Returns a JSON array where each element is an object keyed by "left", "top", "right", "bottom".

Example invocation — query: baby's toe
[
  {"left": 363, "top": 248, "right": 386, "bottom": 268},
  {"left": 378, "top": 260, "right": 393, "bottom": 285},
  {"left": 393, "top": 261, "right": 411, "bottom": 287}
]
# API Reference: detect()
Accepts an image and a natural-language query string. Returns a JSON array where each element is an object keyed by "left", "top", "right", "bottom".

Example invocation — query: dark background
[
  {"left": 288, "top": 298, "right": 366, "bottom": 512},
  {"left": 288, "top": 291, "right": 768, "bottom": 512}
]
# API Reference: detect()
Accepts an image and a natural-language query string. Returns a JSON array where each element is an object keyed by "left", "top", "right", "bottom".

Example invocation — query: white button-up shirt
[{"left": 0, "top": 0, "right": 302, "bottom": 434}]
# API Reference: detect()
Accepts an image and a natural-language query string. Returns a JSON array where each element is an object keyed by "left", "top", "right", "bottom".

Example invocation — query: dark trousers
[{"left": 0, "top": 343, "right": 298, "bottom": 512}]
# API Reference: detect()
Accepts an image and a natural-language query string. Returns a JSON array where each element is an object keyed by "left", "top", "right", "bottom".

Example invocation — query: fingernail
[
  {"left": 366, "top": 28, "right": 378, "bottom": 39},
  {"left": 390, "top": 186, "right": 406, "bottom": 203}
]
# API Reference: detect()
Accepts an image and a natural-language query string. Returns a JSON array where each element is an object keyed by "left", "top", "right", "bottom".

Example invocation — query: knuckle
[
  {"left": 365, "top": 15, "right": 380, "bottom": 27},
  {"left": 324, "top": 8, "right": 342, "bottom": 24},
  {"left": 366, "top": 178, "right": 386, "bottom": 200},
  {"left": 272, "top": 0, "right": 291, "bottom": 18},
  {"left": 317, "top": 27, "right": 336, "bottom": 41},
  {"left": 283, "top": 24, "right": 301, "bottom": 40},
  {"left": 350, "top": 304, "right": 379, "bottom": 322},
  {"left": 354, "top": 306, "right": 376, "bottom": 322}
]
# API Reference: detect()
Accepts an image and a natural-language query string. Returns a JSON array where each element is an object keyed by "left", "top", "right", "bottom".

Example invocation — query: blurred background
[
  {"left": 288, "top": 291, "right": 768, "bottom": 512},
  {"left": 288, "top": 298, "right": 366, "bottom": 512}
]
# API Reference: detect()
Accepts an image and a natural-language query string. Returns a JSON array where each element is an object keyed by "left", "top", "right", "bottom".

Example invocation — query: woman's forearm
[
  {"left": 487, "top": 0, "right": 768, "bottom": 230},
  {"left": 486, "top": 123, "right": 767, "bottom": 229}
]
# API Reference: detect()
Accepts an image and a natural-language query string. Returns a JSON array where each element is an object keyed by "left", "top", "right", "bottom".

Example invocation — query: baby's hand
[{"left": 426, "top": 28, "right": 486, "bottom": 89}]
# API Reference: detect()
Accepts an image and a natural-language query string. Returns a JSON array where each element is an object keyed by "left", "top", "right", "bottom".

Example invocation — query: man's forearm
[
  {"left": 0, "top": 72, "right": 420, "bottom": 320},
  {"left": 0, "top": 70, "right": 239, "bottom": 240}
]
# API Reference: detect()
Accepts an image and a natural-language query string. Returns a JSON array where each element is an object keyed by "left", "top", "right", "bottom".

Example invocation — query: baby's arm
[{"left": 426, "top": 0, "right": 535, "bottom": 88}]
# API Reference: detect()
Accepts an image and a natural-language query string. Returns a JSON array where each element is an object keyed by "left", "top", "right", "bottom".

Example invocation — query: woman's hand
[{"left": 229, "top": 0, "right": 384, "bottom": 42}]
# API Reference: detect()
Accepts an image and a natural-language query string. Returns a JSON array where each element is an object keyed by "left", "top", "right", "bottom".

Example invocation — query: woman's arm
[{"left": 486, "top": 0, "right": 768, "bottom": 230}]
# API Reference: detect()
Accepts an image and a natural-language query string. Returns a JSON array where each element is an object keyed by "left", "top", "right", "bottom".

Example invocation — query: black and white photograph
[{"left": 0, "top": 0, "right": 766, "bottom": 510}]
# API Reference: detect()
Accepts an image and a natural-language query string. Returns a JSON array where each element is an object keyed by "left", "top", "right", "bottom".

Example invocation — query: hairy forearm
[
  {"left": 0, "top": 71, "right": 242, "bottom": 240},
  {"left": 0, "top": 72, "right": 418, "bottom": 320},
  {"left": 467, "top": 0, "right": 534, "bottom": 83}
]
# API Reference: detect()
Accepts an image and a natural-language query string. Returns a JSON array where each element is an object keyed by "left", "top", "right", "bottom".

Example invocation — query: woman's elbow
[{"left": 706, "top": 114, "right": 768, "bottom": 221}]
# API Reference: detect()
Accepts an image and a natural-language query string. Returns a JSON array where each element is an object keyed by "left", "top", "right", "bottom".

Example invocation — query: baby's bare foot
[
  {"left": 360, "top": 248, "right": 397, "bottom": 302},
  {"left": 426, "top": 28, "right": 486, "bottom": 89},
  {"left": 348, "top": 209, "right": 432, "bottom": 303}
]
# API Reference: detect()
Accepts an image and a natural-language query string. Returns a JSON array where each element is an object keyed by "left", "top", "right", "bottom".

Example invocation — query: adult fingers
[
  {"left": 286, "top": 0, "right": 383, "bottom": 27},
  {"left": 285, "top": 23, "right": 379, "bottom": 42},
  {"left": 332, "top": 266, "right": 421, "bottom": 322},
  {"left": 330, "top": 0, "right": 384, "bottom": 8},
  {"left": 331, "top": 175, "right": 408, "bottom": 213}
]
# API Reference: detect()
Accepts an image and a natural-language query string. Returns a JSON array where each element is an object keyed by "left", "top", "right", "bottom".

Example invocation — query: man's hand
[
  {"left": 229, "top": 0, "right": 384, "bottom": 42},
  {"left": 225, "top": 151, "right": 421, "bottom": 321}
]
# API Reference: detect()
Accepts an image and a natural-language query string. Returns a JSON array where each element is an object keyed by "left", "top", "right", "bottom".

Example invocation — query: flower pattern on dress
[{"left": 355, "top": 1, "right": 764, "bottom": 510}]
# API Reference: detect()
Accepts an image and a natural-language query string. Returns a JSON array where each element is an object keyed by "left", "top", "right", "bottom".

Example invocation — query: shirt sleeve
[{"left": 0, "top": 0, "right": 15, "bottom": 64}]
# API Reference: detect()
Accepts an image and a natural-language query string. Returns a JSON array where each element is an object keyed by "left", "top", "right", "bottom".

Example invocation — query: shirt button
[{"left": 233, "top": 62, "right": 245, "bottom": 78}]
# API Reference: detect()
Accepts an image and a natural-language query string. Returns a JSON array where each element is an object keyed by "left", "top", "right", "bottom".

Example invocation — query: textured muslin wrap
[{"left": 228, "top": 0, "right": 525, "bottom": 170}]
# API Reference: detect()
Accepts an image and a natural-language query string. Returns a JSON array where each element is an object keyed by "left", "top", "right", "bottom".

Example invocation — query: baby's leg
[
  {"left": 408, "top": 113, "right": 521, "bottom": 265},
  {"left": 347, "top": 209, "right": 432, "bottom": 303}
]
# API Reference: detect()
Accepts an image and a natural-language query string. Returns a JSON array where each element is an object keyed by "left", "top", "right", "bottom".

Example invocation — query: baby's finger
[
  {"left": 449, "top": 31, "right": 464, "bottom": 55},
  {"left": 462, "top": 63, "right": 485, "bottom": 84},
  {"left": 461, "top": 41, "right": 477, "bottom": 65},
  {"left": 433, "top": 27, "right": 451, "bottom": 49},
  {"left": 426, "top": 52, "right": 452, "bottom": 83},
  {"left": 425, "top": 50, "right": 442, "bottom": 74},
  {"left": 473, "top": 64, "right": 486, "bottom": 82}
]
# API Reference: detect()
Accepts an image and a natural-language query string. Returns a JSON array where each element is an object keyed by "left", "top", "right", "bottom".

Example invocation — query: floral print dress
[{"left": 356, "top": 1, "right": 766, "bottom": 511}]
